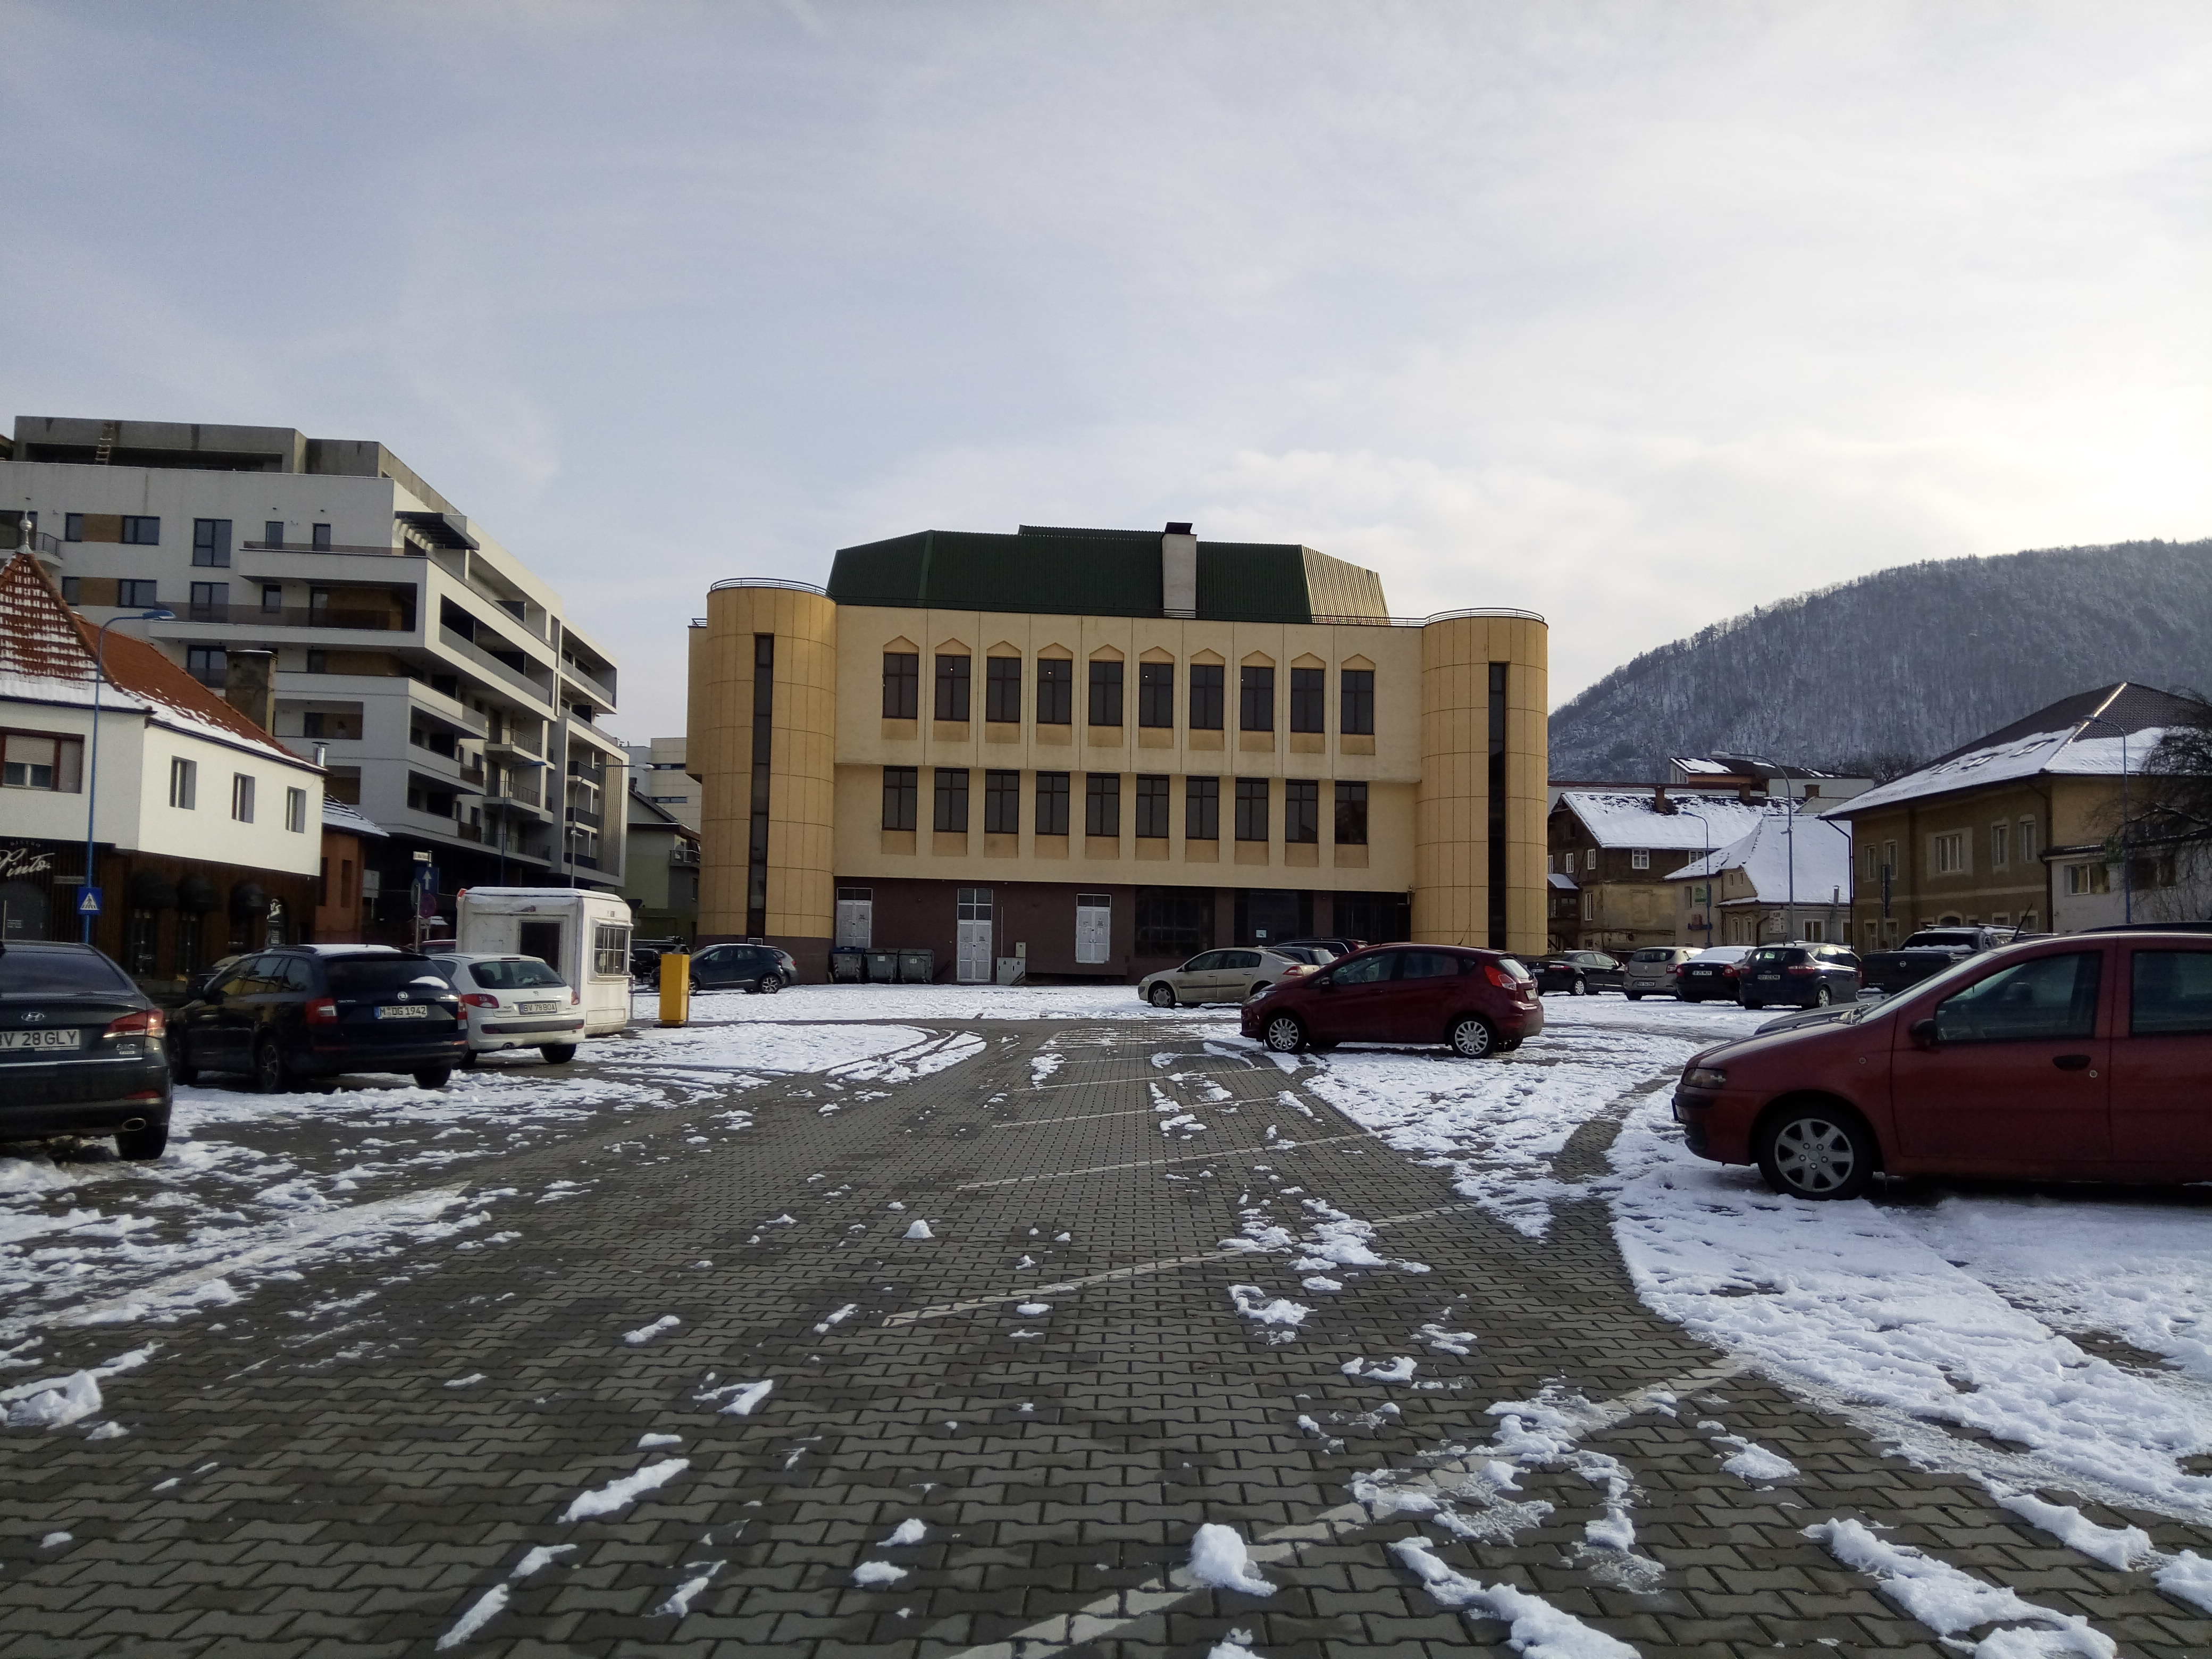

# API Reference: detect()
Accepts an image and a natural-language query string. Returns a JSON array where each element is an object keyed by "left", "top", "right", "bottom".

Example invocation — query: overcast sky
[{"left": 6, "top": 2, "right": 2208, "bottom": 738}]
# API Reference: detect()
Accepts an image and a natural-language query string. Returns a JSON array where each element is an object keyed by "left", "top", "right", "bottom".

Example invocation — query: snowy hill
[{"left": 1548, "top": 539, "right": 2212, "bottom": 782}]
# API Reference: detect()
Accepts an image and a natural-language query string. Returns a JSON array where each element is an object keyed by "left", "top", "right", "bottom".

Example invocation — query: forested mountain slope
[{"left": 1548, "top": 539, "right": 2212, "bottom": 782}]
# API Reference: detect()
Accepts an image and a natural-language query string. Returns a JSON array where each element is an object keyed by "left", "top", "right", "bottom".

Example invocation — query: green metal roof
[{"left": 826, "top": 525, "right": 1385, "bottom": 624}]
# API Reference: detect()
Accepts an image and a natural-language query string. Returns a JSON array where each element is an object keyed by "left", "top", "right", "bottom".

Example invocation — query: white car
[
  {"left": 429, "top": 953, "right": 586, "bottom": 1063},
  {"left": 1137, "top": 947, "right": 1316, "bottom": 1008}
]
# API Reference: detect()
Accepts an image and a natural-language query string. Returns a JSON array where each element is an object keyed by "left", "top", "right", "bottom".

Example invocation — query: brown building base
[{"left": 699, "top": 879, "right": 1412, "bottom": 985}]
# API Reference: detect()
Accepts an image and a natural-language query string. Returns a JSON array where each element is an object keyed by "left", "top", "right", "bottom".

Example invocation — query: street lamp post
[
  {"left": 2079, "top": 714, "right": 2133, "bottom": 924},
  {"left": 81, "top": 608, "right": 178, "bottom": 942},
  {"left": 1677, "top": 803, "right": 1714, "bottom": 943}
]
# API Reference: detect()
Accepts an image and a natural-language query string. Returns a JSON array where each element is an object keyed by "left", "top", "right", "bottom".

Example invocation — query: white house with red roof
[{"left": 0, "top": 548, "right": 322, "bottom": 982}]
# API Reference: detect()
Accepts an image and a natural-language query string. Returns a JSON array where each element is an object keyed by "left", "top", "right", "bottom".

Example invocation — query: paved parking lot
[{"left": 5, "top": 1001, "right": 2212, "bottom": 1657}]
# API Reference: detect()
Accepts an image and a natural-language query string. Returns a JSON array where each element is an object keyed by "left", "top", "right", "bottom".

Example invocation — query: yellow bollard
[{"left": 658, "top": 952, "right": 691, "bottom": 1027}]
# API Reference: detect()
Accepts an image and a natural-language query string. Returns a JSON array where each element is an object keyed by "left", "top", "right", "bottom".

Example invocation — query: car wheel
[
  {"left": 1625, "top": 992, "right": 1643, "bottom": 1002},
  {"left": 1148, "top": 983, "right": 1178, "bottom": 1009},
  {"left": 1742, "top": 998, "right": 1763, "bottom": 1010},
  {"left": 1814, "top": 984, "right": 1833, "bottom": 1007},
  {"left": 116, "top": 1118, "right": 169, "bottom": 1160},
  {"left": 1571, "top": 976, "right": 1588, "bottom": 996},
  {"left": 413, "top": 1066, "right": 453, "bottom": 1090},
  {"left": 460, "top": 1049, "right": 480, "bottom": 1069},
  {"left": 1262, "top": 1013, "right": 1306, "bottom": 1053},
  {"left": 757, "top": 972, "right": 783, "bottom": 995},
  {"left": 540, "top": 1043, "right": 577, "bottom": 1064},
  {"left": 1448, "top": 1015, "right": 1497, "bottom": 1058},
  {"left": 1755, "top": 1103, "right": 1875, "bottom": 1201},
  {"left": 252, "top": 1034, "right": 289, "bottom": 1095}
]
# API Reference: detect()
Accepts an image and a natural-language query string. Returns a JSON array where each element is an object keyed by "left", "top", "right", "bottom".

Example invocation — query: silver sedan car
[{"left": 1138, "top": 947, "right": 1313, "bottom": 1008}]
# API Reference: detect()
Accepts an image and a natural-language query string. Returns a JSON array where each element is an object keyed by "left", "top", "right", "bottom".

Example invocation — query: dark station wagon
[{"left": 173, "top": 947, "right": 467, "bottom": 1093}]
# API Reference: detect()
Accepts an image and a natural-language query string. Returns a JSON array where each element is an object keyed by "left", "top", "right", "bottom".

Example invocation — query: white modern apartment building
[{"left": 2, "top": 417, "right": 624, "bottom": 936}]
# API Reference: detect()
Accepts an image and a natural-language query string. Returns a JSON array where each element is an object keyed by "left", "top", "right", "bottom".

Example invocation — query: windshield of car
[
  {"left": 0, "top": 950, "right": 135, "bottom": 994},
  {"left": 326, "top": 958, "right": 454, "bottom": 996},
  {"left": 468, "top": 959, "right": 566, "bottom": 990}
]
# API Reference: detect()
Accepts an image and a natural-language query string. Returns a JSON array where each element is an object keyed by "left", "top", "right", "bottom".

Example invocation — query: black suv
[
  {"left": 0, "top": 942, "right": 172, "bottom": 1158},
  {"left": 1737, "top": 942, "right": 1862, "bottom": 1010},
  {"left": 689, "top": 942, "right": 798, "bottom": 993},
  {"left": 173, "top": 947, "right": 467, "bottom": 1093}
]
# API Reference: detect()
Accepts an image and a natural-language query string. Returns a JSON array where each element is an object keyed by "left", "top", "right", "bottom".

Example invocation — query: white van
[{"left": 454, "top": 887, "right": 635, "bottom": 1038}]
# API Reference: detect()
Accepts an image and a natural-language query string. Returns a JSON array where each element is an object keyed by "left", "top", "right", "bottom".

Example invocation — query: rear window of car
[
  {"left": 1901, "top": 932, "right": 1978, "bottom": 949},
  {"left": 0, "top": 950, "right": 134, "bottom": 994},
  {"left": 471, "top": 959, "right": 566, "bottom": 990},
  {"left": 1630, "top": 949, "right": 1675, "bottom": 963},
  {"left": 1493, "top": 956, "right": 1532, "bottom": 981},
  {"left": 1748, "top": 948, "right": 1806, "bottom": 967},
  {"left": 327, "top": 958, "right": 453, "bottom": 996}
]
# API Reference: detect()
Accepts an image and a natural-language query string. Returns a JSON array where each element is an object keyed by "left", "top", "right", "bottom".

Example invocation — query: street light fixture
[
  {"left": 1674, "top": 802, "right": 1715, "bottom": 942},
  {"left": 81, "top": 608, "right": 178, "bottom": 942}
]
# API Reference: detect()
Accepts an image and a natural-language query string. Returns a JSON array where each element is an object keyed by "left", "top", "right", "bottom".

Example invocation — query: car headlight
[{"left": 1685, "top": 1065, "right": 1728, "bottom": 1090}]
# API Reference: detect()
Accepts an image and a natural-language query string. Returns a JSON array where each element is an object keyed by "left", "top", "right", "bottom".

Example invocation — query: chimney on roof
[
  {"left": 1161, "top": 523, "right": 1197, "bottom": 619},
  {"left": 223, "top": 649, "right": 277, "bottom": 735}
]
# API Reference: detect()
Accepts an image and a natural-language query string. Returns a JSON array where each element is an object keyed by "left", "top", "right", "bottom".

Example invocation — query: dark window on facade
[
  {"left": 1285, "top": 779, "right": 1319, "bottom": 843},
  {"left": 1341, "top": 669, "right": 1375, "bottom": 735},
  {"left": 882, "top": 765, "right": 918, "bottom": 831},
  {"left": 1487, "top": 661, "right": 1509, "bottom": 948},
  {"left": 986, "top": 656, "right": 1021, "bottom": 723},
  {"left": 1186, "top": 776, "right": 1220, "bottom": 840},
  {"left": 985, "top": 769, "right": 1020, "bottom": 834},
  {"left": 1037, "top": 658, "right": 1073, "bottom": 724},
  {"left": 1335, "top": 781, "right": 1369, "bottom": 845},
  {"left": 1035, "top": 771, "right": 1071, "bottom": 836},
  {"left": 1088, "top": 660, "right": 1123, "bottom": 726},
  {"left": 60, "top": 576, "right": 80, "bottom": 603},
  {"left": 312, "top": 523, "right": 332, "bottom": 551},
  {"left": 1235, "top": 776, "right": 1270, "bottom": 841},
  {"left": 1188, "top": 664, "right": 1224, "bottom": 730},
  {"left": 306, "top": 649, "right": 327, "bottom": 673},
  {"left": 191, "top": 519, "right": 229, "bottom": 565},
  {"left": 118, "top": 579, "right": 158, "bottom": 608},
  {"left": 1136, "top": 887, "right": 1213, "bottom": 958},
  {"left": 882, "top": 652, "right": 919, "bottom": 720},
  {"left": 124, "top": 515, "right": 162, "bottom": 547},
  {"left": 933, "top": 767, "right": 969, "bottom": 832},
  {"left": 747, "top": 634, "right": 775, "bottom": 937},
  {"left": 264, "top": 520, "right": 284, "bottom": 546},
  {"left": 1135, "top": 774, "right": 1170, "bottom": 838},
  {"left": 262, "top": 583, "right": 283, "bottom": 612},
  {"left": 1138, "top": 661, "right": 1174, "bottom": 727},
  {"left": 935, "top": 655, "right": 971, "bottom": 722},
  {"left": 1240, "top": 666, "right": 1275, "bottom": 732},
  {"left": 63, "top": 513, "right": 82, "bottom": 542},
  {"left": 189, "top": 581, "right": 227, "bottom": 616},
  {"left": 1289, "top": 667, "right": 1325, "bottom": 733},
  {"left": 1085, "top": 773, "right": 1120, "bottom": 836}
]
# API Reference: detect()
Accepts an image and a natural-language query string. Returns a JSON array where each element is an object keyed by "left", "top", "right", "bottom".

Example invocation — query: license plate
[
  {"left": 0, "top": 1028, "right": 81, "bottom": 1051},
  {"left": 1757, "top": 974, "right": 1780, "bottom": 982},
  {"left": 374, "top": 1004, "right": 431, "bottom": 1020},
  {"left": 520, "top": 1002, "right": 559, "bottom": 1016}
]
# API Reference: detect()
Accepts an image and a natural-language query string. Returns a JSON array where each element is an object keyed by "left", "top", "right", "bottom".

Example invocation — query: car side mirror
[
  {"left": 1909, "top": 1017, "right": 1939, "bottom": 1051},
  {"left": 1314, "top": 974, "right": 1335, "bottom": 991}
]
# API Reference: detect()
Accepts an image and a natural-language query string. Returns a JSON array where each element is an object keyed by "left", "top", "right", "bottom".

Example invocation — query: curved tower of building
[{"left": 690, "top": 580, "right": 839, "bottom": 968}]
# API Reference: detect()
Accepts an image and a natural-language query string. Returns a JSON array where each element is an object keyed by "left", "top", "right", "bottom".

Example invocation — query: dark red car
[
  {"left": 1240, "top": 944, "right": 1545, "bottom": 1059},
  {"left": 1673, "top": 929, "right": 2212, "bottom": 1199}
]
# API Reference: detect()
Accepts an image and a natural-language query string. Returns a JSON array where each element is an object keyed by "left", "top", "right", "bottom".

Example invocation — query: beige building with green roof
[{"left": 688, "top": 524, "right": 1547, "bottom": 982}]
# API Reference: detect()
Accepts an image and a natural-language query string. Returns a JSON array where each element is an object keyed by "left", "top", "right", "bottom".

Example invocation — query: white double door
[{"left": 956, "top": 887, "right": 993, "bottom": 983}]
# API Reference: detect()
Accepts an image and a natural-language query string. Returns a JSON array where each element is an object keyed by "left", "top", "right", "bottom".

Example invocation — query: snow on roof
[
  {"left": 1547, "top": 872, "right": 1579, "bottom": 890},
  {"left": 0, "top": 551, "right": 311, "bottom": 770},
  {"left": 1556, "top": 790, "right": 1769, "bottom": 850},
  {"left": 1669, "top": 757, "right": 1735, "bottom": 775},
  {"left": 1669, "top": 811, "right": 1853, "bottom": 904},
  {"left": 322, "top": 797, "right": 388, "bottom": 838}
]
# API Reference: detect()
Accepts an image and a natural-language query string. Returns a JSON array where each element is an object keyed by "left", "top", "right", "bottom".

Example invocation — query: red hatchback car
[
  {"left": 1674, "top": 929, "right": 2212, "bottom": 1200},
  {"left": 1241, "top": 944, "right": 1545, "bottom": 1058}
]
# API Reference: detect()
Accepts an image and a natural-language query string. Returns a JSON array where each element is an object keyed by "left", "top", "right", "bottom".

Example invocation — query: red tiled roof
[{"left": 0, "top": 550, "right": 312, "bottom": 767}]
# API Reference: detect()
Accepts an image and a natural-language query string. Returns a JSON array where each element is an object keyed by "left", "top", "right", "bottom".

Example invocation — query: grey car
[
  {"left": 1138, "top": 948, "right": 1311, "bottom": 1008},
  {"left": 1623, "top": 945, "right": 1698, "bottom": 1000}
]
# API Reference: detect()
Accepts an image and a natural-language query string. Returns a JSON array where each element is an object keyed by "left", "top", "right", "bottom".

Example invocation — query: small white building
[
  {"left": 0, "top": 549, "right": 322, "bottom": 983},
  {"left": 1667, "top": 810, "right": 1855, "bottom": 947}
]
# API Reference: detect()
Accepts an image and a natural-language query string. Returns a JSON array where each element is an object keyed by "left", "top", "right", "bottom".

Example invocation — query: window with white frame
[
  {"left": 1804, "top": 919, "right": 1824, "bottom": 941},
  {"left": 169, "top": 757, "right": 197, "bottom": 809},
  {"left": 1630, "top": 849, "right": 1650, "bottom": 870},
  {"left": 2065, "top": 862, "right": 2110, "bottom": 896},
  {"left": 1585, "top": 848, "right": 1597, "bottom": 872},
  {"left": 2018, "top": 818, "right": 2038, "bottom": 862},
  {"left": 2, "top": 731, "right": 83, "bottom": 792},
  {"left": 231, "top": 773, "right": 255, "bottom": 823},
  {"left": 285, "top": 787, "right": 308, "bottom": 833},
  {"left": 1580, "top": 890, "right": 1594, "bottom": 921},
  {"left": 1933, "top": 831, "right": 1966, "bottom": 874},
  {"left": 1990, "top": 822, "right": 2010, "bottom": 868}
]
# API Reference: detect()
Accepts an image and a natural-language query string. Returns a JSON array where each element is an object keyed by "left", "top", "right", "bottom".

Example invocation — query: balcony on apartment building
[{"left": 181, "top": 600, "right": 414, "bottom": 631}]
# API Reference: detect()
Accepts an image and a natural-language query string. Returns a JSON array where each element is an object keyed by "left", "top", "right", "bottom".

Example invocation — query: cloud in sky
[{"left": 4, "top": 0, "right": 2208, "bottom": 735}]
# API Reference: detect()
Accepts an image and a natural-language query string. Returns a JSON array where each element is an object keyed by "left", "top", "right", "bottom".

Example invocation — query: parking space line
[
  {"left": 994, "top": 1107, "right": 1158, "bottom": 1127},
  {"left": 953, "top": 1133, "right": 1365, "bottom": 1189},
  {"left": 936, "top": 1356, "right": 1752, "bottom": 1659}
]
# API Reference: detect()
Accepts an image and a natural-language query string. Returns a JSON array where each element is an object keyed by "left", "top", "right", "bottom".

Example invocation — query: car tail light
[
  {"left": 1785, "top": 965, "right": 1819, "bottom": 977},
  {"left": 103, "top": 1009, "right": 165, "bottom": 1040},
  {"left": 306, "top": 998, "right": 341, "bottom": 1024},
  {"left": 571, "top": 988, "right": 580, "bottom": 1006},
  {"left": 1484, "top": 965, "right": 1520, "bottom": 990},
  {"left": 1722, "top": 964, "right": 1740, "bottom": 978},
  {"left": 460, "top": 993, "right": 499, "bottom": 1009}
]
